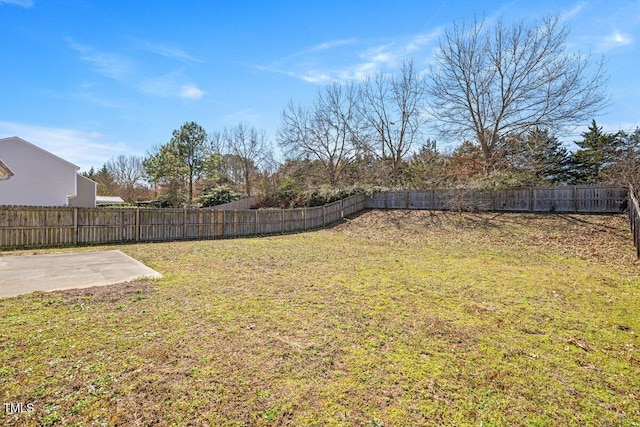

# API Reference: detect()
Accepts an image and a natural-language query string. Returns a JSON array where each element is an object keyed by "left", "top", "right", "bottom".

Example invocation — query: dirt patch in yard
[{"left": 54, "top": 280, "right": 157, "bottom": 304}]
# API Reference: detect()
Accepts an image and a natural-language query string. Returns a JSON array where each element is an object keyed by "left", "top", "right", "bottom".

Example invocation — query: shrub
[
  {"left": 275, "top": 177, "right": 301, "bottom": 208},
  {"left": 196, "top": 186, "right": 242, "bottom": 207},
  {"left": 149, "top": 193, "right": 188, "bottom": 208}
]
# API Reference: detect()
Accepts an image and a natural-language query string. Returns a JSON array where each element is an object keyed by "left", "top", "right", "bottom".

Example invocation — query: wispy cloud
[
  {"left": 132, "top": 38, "right": 203, "bottom": 63},
  {"left": 260, "top": 30, "right": 440, "bottom": 84},
  {"left": 67, "top": 39, "right": 205, "bottom": 101},
  {"left": 259, "top": 32, "right": 426, "bottom": 83},
  {"left": 140, "top": 72, "right": 205, "bottom": 100},
  {"left": 0, "top": 121, "right": 130, "bottom": 168},
  {"left": 0, "top": 0, "right": 33, "bottom": 7},
  {"left": 561, "top": 1, "right": 638, "bottom": 52},
  {"left": 560, "top": 2, "right": 585, "bottom": 22},
  {"left": 310, "top": 38, "right": 358, "bottom": 52},
  {"left": 67, "top": 39, "right": 134, "bottom": 81},
  {"left": 600, "top": 31, "right": 633, "bottom": 50},
  {"left": 139, "top": 73, "right": 179, "bottom": 97}
]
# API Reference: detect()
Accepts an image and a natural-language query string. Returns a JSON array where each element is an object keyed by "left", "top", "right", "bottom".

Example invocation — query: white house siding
[
  {"left": 69, "top": 174, "right": 97, "bottom": 208},
  {"left": 0, "top": 136, "right": 79, "bottom": 206}
]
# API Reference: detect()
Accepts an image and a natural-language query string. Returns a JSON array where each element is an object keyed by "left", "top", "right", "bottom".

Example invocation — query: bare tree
[
  {"left": 360, "top": 60, "right": 428, "bottom": 186},
  {"left": 602, "top": 127, "right": 640, "bottom": 187},
  {"left": 278, "top": 82, "right": 363, "bottom": 186},
  {"left": 428, "top": 15, "right": 609, "bottom": 173},
  {"left": 106, "top": 154, "right": 146, "bottom": 202},
  {"left": 223, "top": 122, "right": 269, "bottom": 196}
]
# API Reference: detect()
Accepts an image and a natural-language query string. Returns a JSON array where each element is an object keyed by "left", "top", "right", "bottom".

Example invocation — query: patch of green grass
[{"left": 0, "top": 211, "right": 639, "bottom": 426}]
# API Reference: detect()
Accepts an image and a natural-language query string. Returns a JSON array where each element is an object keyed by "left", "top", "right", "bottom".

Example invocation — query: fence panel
[
  {"left": 324, "top": 201, "right": 342, "bottom": 224},
  {"left": 305, "top": 206, "right": 325, "bottom": 229},
  {"left": 255, "top": 210, "right": 282, "bottom": 235},
  {"left": 282, "top": 209, "right": 305, "bottom": 232},
  {"left": 77, "top": 208, "right": 137, "bottom": 244},
  {"left": 496, "top": 189, "right": 531, "bottom": 211},
  {"left": 407, "top": 191, "right": 432, "bottom": 209},
  {"left": 365, "top": 192, "right": 386, "bottom": 209},
  {"left": 343, "top": 195, "right": 364, "bottom": 216},
  {"left": 575, "top": 186, "right": 626, "bottom": 213},
  {"left": 0, "top": 206, "right": 74, "bottom": 247},
  {"left": 233, "top": 210, "right": 256, "bottom": 236},
  {"left": 139, "top": 209, "right": 184, "bottom": 241}
]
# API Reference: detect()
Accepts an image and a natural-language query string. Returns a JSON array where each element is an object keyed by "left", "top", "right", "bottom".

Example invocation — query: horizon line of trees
[
  {"left": 82, "top": 14, "right": 640, "bottom": 207},
  {"left": 84, "top": 118, "right": 640, "bottom": 207}
]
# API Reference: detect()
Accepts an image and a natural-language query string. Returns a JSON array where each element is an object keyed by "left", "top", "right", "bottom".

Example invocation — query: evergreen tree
[
  {"left": 404, "top": 140, "right": 445, "bottom": 189},
  {"left": 570, "top": 120, "right": 618, "bottom": 184},
  {"left": 526, "top": 128, "right": 572, "bottom": 184},
  {"left": 82, "top": 167, "right": 96, "bottom": 180},
  {"left": 93, "top": 165, "right": 118, "bottom": 196},
  {"left": 144, "top": 143, "right": 189, "bottom": 205}
]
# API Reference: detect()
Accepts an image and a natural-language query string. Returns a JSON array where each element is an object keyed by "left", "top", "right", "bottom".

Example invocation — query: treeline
[
  {"left": 84, "top": 118, "right": 639, "bottom": 208},
  {"left": 83, "top": 14, "right": 637, "bottom": 208}
]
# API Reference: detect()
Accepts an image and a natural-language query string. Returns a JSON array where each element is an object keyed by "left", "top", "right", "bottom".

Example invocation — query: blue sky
[{"left": 1, "top": 0, "right": 638, "bottom": 171}]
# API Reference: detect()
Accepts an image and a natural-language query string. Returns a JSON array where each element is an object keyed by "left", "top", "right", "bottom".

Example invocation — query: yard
[{"left": 1, "top": 210, "right": 639, "bottom": 426}]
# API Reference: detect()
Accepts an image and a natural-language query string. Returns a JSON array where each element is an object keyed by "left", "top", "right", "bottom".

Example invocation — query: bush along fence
[{"left": 0, "top": 185, "right": 628, "bottom": 249}]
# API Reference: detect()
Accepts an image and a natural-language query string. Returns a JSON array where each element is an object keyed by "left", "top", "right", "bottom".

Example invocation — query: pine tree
[
  {"left": 526, "top": 128, "right": 572, "bottom": 184},
  {"left": 570, "top": 120, "right": 618, "bottom": 184}
]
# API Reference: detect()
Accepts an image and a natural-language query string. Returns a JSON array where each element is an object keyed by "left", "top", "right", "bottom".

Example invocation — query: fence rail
[{"left": 0, "top": 186, "right": 627, "bottom": 249}]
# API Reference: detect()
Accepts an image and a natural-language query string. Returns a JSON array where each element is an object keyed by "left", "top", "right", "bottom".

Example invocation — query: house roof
[
  {"left": 77, "top": 173, "right": 97, "bottom": 185},
  {"left": 0, "top": 158, "right": 14, "bottom": 180},
  {"left": 0, "top": 136, "right": 80, "bottom": 171}
]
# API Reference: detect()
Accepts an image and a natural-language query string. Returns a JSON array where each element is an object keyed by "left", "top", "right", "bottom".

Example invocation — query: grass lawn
[{"left": 1, "top": 210, "right": 639, "bottom": 426}]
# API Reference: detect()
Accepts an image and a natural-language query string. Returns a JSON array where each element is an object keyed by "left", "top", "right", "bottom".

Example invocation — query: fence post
[
  {"left": 233, "top": 210, "right": 238, "bottom": 237},
  {"left": 303, "top": 208, "right": 307, "bottom": 231},
  {"left": 73, "top": 208, "right": 78, "bottom": 246},
  {"left": 323, "top": 205, "right": 326, "bottom": 227},
  {"left": 255, "top": 210, "right": 258, "bottom": 235},
  {"left": 135, "top": 208, "right": 140, "bottom": 242},
  {"left": 213, "top": 210, "right": 218, "bottom": 238},
  {"left": 529, "top": 188, "right": 534, "bottom": 212},
  {"left": 182, "top": 208, "right": 186, "bottom": 239}
]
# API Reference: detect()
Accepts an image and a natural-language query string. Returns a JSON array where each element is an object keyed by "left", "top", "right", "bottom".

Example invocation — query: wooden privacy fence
[
  {"left": 367, "top": 186, "right": 627, "bottom": 213},
  {"left": 0, "top": 194, "right": 367, "bottom": 248},
  {"left": 0, "top": 186, "right": 628, "bottom": 249}
]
